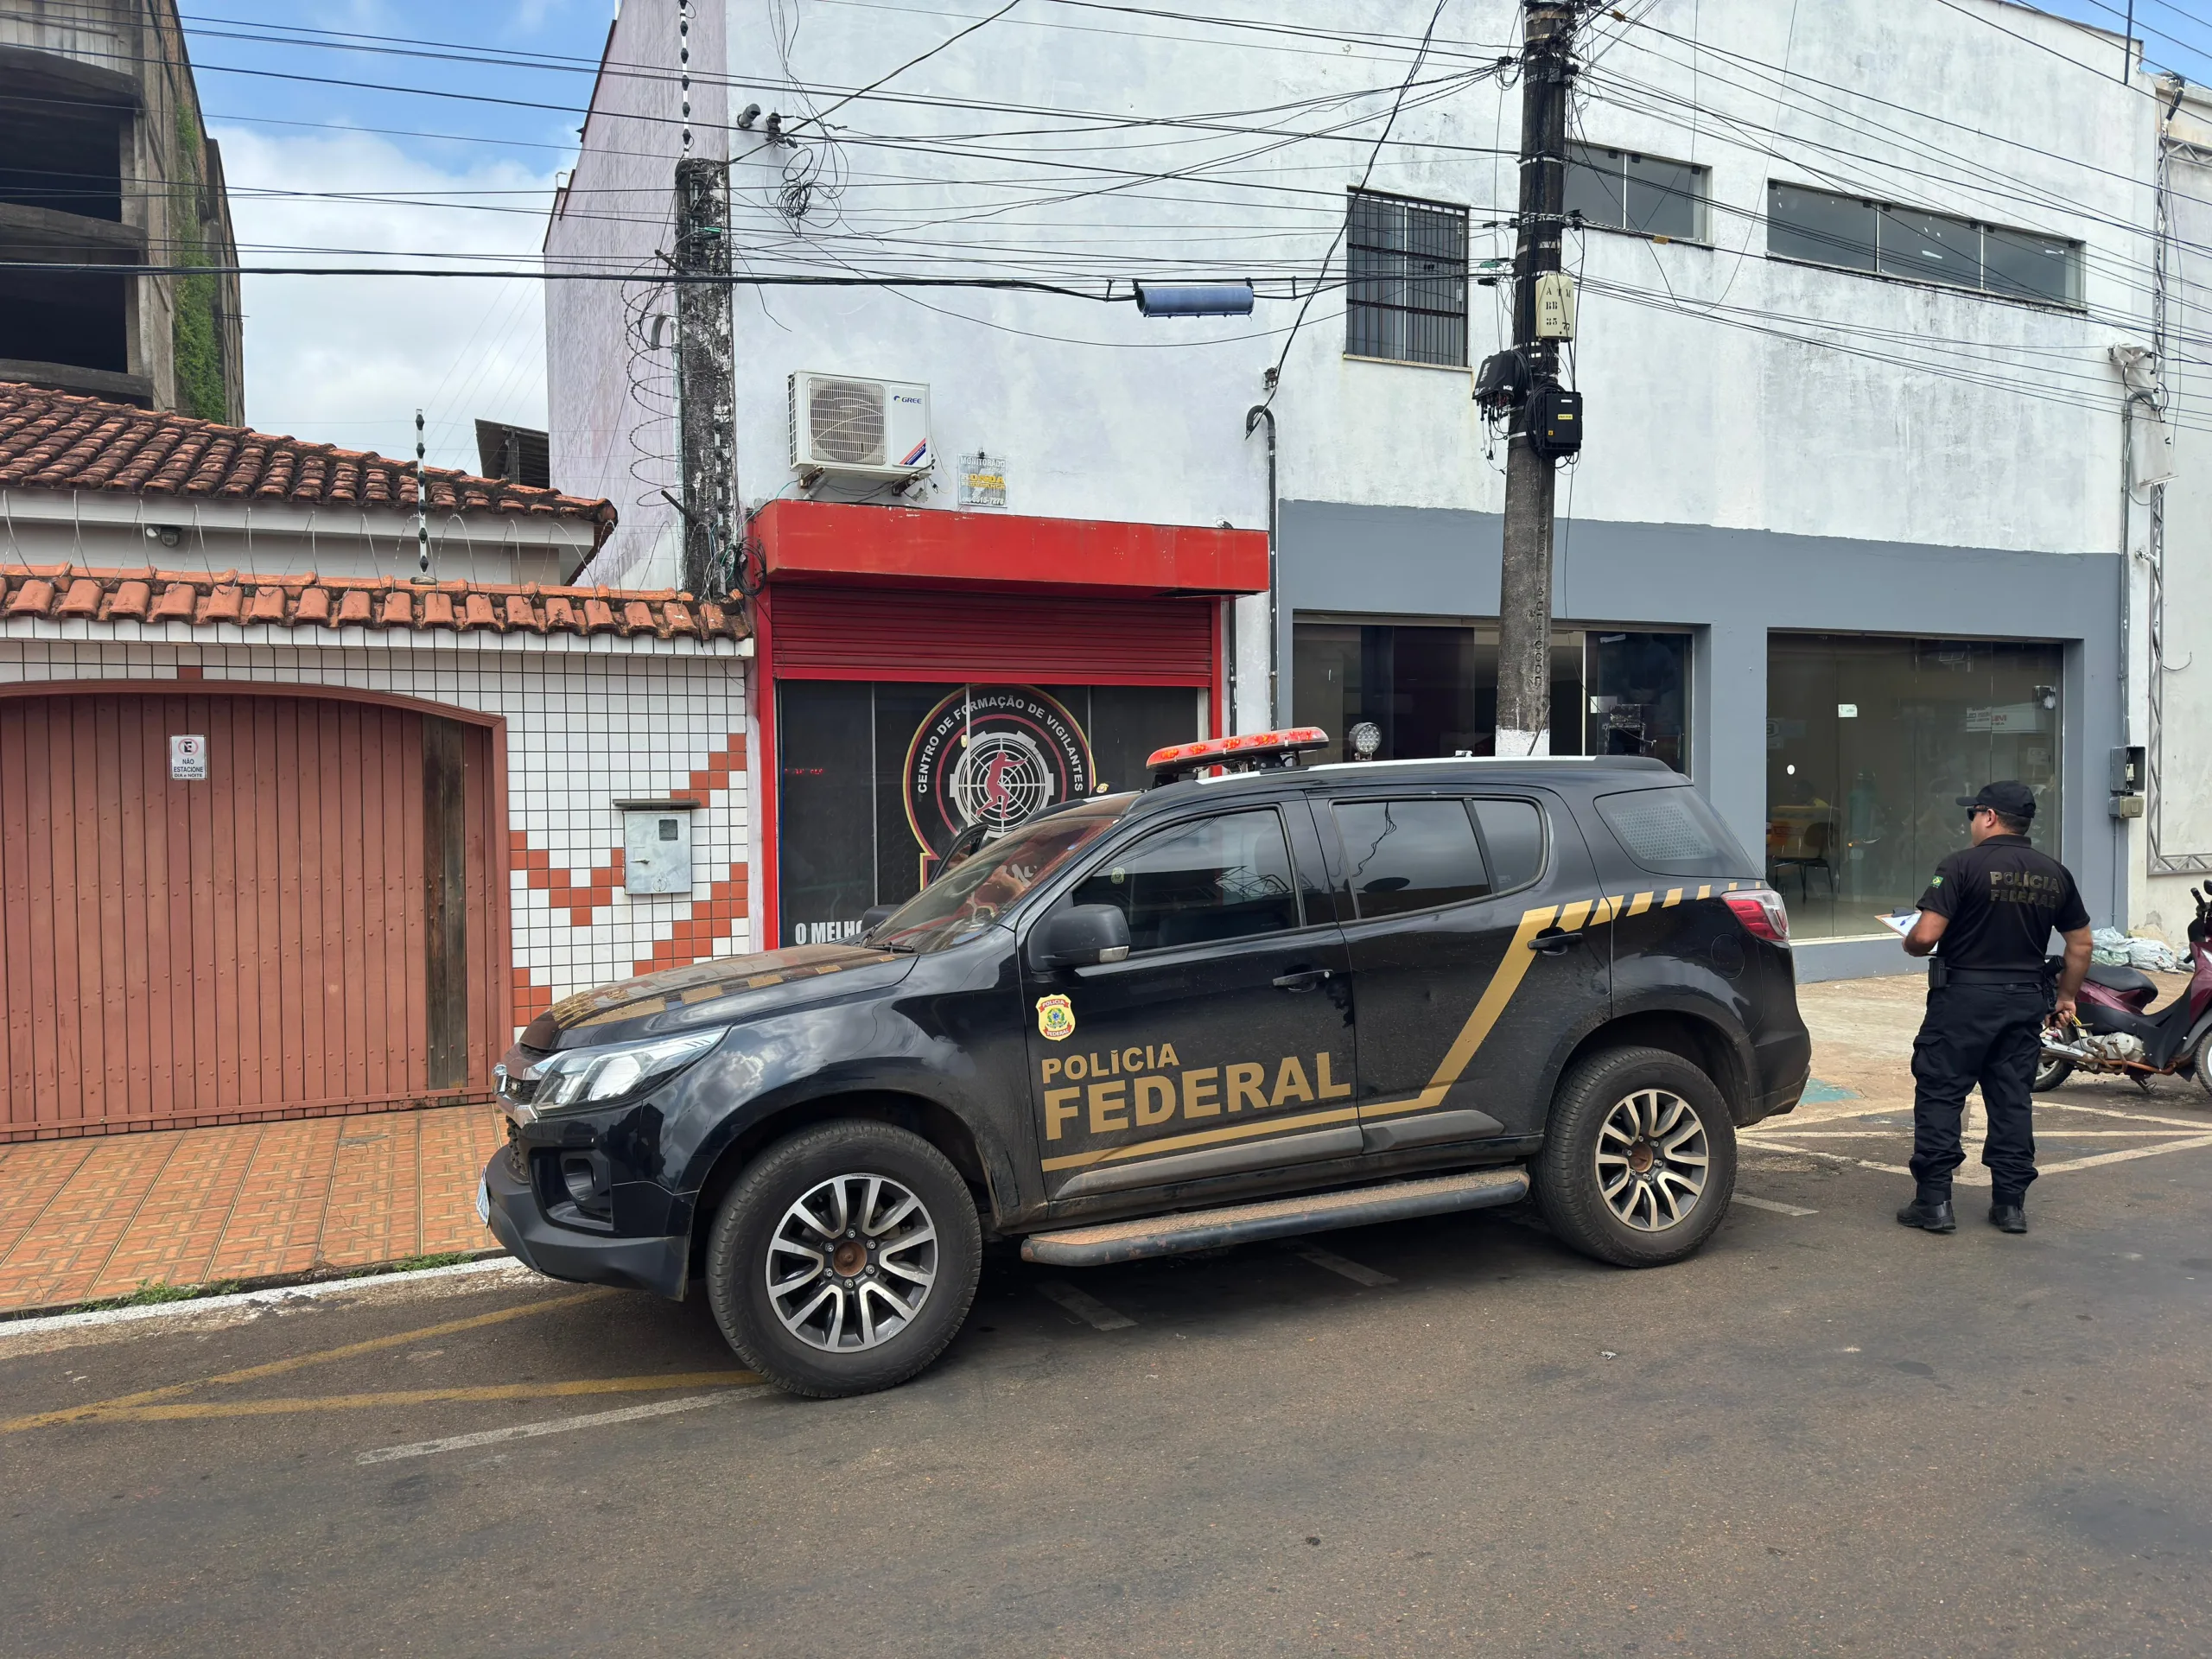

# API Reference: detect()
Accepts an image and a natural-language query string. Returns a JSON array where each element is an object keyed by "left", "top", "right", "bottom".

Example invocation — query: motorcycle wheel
[
  {"left": 2033, "top": 1055, "right": 2075, "bottom": 1093},
  {"left": 2194, "top": 1055, "right": 2212, "bottom": 1105}
]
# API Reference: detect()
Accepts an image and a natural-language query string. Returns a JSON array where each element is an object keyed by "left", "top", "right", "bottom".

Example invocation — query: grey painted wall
[{"left": 1276, "top": 500, "right": 2123, "bottom": 969}]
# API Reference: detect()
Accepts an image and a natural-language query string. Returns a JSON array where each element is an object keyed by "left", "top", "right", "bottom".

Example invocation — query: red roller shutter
[{"left": 767, "top": 586, "right": 1216, "bottom": 684}]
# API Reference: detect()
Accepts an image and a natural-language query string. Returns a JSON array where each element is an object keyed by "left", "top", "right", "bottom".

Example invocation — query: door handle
[
  {"left": 1272, "top": 968, "right": 1333, "bottom": 991},
  {"left": 1529, "top": 928, "right": 1587, "bottom": 955}
]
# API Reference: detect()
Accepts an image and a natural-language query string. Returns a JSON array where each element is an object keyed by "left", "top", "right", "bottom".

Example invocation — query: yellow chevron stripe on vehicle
[
  {"left": 1036, "top": 881, "right": 1734, "bottom": 1180},
  {"left": 1406, "top": 902, "right": 1569, "bottom": 1109},
  {"left": 1039, "top": 1103, "right": 1363, "bottom": 1173}
]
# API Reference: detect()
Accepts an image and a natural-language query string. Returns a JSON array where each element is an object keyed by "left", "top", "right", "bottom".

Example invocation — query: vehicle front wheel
[
  {"left": 705, "top": 1120, "right": 982, "bottom": 1398},
  {"left": 1535, "top": 1046, "right": 1737, "bottom": 1268}
]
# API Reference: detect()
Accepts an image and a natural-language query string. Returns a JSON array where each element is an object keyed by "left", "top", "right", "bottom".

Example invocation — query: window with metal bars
[{"left": 1344, "top": 189, "right": 1469, "bottom": 367}]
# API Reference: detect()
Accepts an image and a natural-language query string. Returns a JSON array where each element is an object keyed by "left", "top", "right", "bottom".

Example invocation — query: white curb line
[{"left": 0, "top": 1255, "right": 537, "bottom": 1338}]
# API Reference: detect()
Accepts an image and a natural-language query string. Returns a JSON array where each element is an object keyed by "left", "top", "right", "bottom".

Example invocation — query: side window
[
  {"left": 1068, "top": 809, "right": 1300, "bottom": 952},
  {"left": 1471, "top": 798, "right": 1547, "bottom": 893},
  {"left": 1332, "top": 798, "right": 1491, "bottom": 918},
  {"left": 1593, "top": 786, "right": 1745, "bottom": 880}
]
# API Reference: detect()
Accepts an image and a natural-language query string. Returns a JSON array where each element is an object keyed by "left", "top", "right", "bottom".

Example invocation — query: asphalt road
[{"left": 5, "top": 1108, "right": 2212, "bottom": 1658}]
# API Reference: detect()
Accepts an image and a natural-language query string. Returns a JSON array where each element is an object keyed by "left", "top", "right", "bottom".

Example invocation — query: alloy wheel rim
[
  {"left": 1594, "top": 1088, "right": 1708, "bottom": 1232},
  {"left": 766, "top": 1173, "right": 938, "bottom": 1352}
]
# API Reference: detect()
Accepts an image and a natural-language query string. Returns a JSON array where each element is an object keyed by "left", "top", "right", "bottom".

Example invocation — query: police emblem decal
[
  {"left": 1035, "top": 995, "right": 1076, "bottom": 1041},
  {"left": 903, "top": 686, "right": 1093, "bottom": 873}
]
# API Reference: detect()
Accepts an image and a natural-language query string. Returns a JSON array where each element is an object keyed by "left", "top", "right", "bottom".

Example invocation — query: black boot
[
  {"left": 1988, "top": 1200, "right": 2027, "bottom": 1234},
  {"left": 1896, "top": 1196, "right": 1956, "bottom": 1233}
]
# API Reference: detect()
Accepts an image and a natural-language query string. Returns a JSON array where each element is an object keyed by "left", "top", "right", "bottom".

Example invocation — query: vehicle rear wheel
[
  {"left": 2033, "top": 1055, "right": 2075, "bottom": 1092},
  {"left": 1536, "top": 1046, "right": 1737, "bottom": 1268},
  {"left": 705, "top": 1120, "right": 982, "bottom": 1398}
]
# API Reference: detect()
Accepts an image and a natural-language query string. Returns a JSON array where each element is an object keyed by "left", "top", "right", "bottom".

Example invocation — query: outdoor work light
[
  {"left": 513, "top": 1026, "right": 728, "bottom": 1116},
  {"left": 1135, "top": 283, "right": 1255, "bottom": 317}
]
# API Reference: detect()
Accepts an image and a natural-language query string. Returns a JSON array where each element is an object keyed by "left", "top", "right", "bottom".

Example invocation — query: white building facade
[{"left": 548, "top": 0, "right": 2173, "bottom": 976}]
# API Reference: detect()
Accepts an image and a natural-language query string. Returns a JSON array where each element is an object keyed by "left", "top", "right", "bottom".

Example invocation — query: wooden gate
[{"left": 0, "top": 687, "right": 505, "bottom": 1140}]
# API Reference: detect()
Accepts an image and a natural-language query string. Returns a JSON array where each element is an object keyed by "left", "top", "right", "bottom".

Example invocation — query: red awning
[{"left": 748, "top": 500, "right": 1268, "bottom": 595}]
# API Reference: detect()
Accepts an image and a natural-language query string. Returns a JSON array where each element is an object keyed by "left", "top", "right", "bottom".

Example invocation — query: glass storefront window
[
  {"left": 778, "top": 681, "right": 1201, "bottom": 948},
  {"left": 1291, "top": 619, "right": 1691, "bottom": 772},
  {"left": 1766, "top": 634, "right": 2064, "bottom": 941},
  {"left": 1586, "top": 631, "right": 1690, "bottom": 770}
]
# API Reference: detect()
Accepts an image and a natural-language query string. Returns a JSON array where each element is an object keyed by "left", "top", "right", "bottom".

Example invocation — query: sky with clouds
[
  {"left": 181, "top": 1, "right": 2212, "bottom": 476},
  {"left": 187, "top": 1, "right": 613, "bottom": 469}
]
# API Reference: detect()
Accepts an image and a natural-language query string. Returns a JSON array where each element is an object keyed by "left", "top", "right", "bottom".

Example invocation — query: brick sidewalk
[{"left": 0, "top": 1106, "right": 505, "bottom": 1316}]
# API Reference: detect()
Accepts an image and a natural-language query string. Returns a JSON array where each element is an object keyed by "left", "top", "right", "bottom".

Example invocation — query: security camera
[{"left": 737, "top": 103, "right": 760, "bottom": 130}]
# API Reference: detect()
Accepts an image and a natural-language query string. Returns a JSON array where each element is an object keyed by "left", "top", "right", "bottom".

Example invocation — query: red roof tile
[
  {"left": 0, "top": 382, "right": 617, "bottom": 543},
  {"left": 0, "top": 566, "right": 750, "bottom": 643}
]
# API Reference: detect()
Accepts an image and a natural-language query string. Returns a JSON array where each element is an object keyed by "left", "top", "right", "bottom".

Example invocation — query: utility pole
[
  {"left": 1494, "top": 2, "right": 1580, "bottom": 758},
  {"left": 673, "top": 156, "right": 735, "bottom": 597}
]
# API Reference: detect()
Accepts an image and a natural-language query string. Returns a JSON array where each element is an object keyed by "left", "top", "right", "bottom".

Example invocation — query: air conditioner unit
[{"left": 787, "top": 372, "right": 932, "bottom": 479}]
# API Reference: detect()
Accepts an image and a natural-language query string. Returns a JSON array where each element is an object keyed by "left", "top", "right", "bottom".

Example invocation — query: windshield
[{"left": 871, "top": 798, "right": 1133, "bottom": 954}]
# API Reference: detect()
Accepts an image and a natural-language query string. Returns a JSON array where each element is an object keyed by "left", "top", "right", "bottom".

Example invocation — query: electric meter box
[
  {"left": 619, "top": 799, "right": 698, "bottom": 894},
  {"left": 2110, "top": 745, "right": 2145, "bottom": 796},
  {"left": 1534, "top": 386, "right": 1584, "bottom": 458}
]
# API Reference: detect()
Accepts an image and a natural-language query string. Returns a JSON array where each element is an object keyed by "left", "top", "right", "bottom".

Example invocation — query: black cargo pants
[{"left": 1910, "top": 981, "right": 2045, "bottom": 1204}]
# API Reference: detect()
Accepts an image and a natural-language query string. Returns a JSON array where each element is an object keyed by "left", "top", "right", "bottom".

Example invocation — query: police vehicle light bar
[{"left": 1147, "top": 727, "right": 1331, "bottom": 785}]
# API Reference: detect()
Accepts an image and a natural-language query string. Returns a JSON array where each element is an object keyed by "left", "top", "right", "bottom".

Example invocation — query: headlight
[{"left": 523, "top": 1027, "right": 728, "bottom": 1116}]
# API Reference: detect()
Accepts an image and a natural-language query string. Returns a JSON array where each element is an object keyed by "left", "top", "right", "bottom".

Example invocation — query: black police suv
[{"left": 482, "top": 731, "right": 1810, "bottom": 1398}]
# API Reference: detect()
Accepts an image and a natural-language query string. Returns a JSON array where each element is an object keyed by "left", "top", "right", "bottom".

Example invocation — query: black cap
[{"left": 1956, "top": 780, "right": 2037, "bottom": 822}]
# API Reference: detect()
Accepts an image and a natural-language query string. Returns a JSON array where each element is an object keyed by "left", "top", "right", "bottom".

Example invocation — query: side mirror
[
  {"left": 1029, "top": 904, "right": 1132, "bottom": 972},
  {"left": 859, "top": 905, "right": 897, "bottom": 935}
]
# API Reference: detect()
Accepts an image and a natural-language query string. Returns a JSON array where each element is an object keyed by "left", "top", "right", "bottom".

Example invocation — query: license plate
[{"left": 476, "top": 1177, "right": 491, "bottom": 1226}]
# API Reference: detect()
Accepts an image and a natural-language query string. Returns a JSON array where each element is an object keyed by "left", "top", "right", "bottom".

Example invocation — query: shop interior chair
[{"left": 1771, "top": 818, "right": 1836, "bottom": 900}]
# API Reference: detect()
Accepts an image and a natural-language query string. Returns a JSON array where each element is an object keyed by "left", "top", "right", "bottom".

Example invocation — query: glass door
[{"left": 1766, "top": 634, "right": 2063, "bottom": 940}]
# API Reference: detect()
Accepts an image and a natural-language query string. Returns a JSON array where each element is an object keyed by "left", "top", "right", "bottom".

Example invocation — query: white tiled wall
[{"left": 0, "top": 623, "right": 753, "bottom": 1034}]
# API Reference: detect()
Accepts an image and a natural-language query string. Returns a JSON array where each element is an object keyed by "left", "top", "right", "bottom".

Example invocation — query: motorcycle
[{"left": 2035, "top": 883, "right": 2212, "bottom": 1097}]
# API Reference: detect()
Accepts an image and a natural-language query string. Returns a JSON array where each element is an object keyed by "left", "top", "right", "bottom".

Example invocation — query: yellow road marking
[
  {"left": 76, "top": 1372, "right": 760, "bottom": 1425},
  {"left": 2, "top": 1287, "right": 608, "bottom": 1434}
]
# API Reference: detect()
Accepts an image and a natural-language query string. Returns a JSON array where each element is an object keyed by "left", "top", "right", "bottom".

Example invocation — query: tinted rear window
[
  {"left": 1471, "top": 798, "right": 1547, "bottom": 892},
  {"left": 1592, "top": 786, "right": 1747, "bottom": 880},
  {"left": 1334, "top": 799, "right": 1491, "bottom": 918}
]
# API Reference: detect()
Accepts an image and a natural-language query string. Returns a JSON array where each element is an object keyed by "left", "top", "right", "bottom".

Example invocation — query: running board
[{"left": 1020, "top": 1166, "right": 1530, "bottom": 1268}]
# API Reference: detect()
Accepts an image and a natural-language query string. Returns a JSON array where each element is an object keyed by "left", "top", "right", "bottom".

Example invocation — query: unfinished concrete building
[{"left": 0, "top": 0, "right": 243, "bottom": 420}]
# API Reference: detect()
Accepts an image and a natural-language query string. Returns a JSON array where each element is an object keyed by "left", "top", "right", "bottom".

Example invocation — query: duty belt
[{"left": 1940, "top": 965, "right": 2048, "bottom": 986}]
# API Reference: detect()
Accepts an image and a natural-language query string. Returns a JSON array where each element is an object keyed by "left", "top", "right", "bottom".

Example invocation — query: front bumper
[{"left": 480, "top": 1147, "right": 690, "bottom": 1300}]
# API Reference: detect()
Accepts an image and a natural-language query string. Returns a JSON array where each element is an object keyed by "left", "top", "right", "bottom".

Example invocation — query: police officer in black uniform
[{"left": 1897, "top": 781, "right": 2092, "bottom": 1236}]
